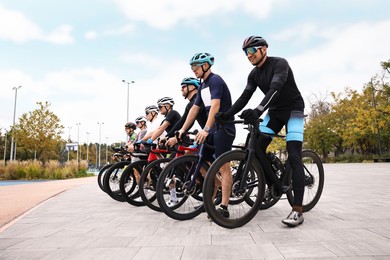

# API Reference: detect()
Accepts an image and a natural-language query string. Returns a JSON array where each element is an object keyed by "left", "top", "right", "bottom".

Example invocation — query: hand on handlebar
[
  {"left": 195, "top": 129, "right": 209, "bottom": 144},
  {"left": 166, "top": 137, "right": 178, "bottom": 147},
  {"left": 239, "top": 108, "right": 262, "bottom": 124}
]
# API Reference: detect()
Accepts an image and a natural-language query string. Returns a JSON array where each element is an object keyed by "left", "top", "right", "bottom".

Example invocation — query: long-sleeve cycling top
[
  {"left": 226, "top": 56, "right": 304, "bottom": 117},
  {"left": 166, "top": 93, "right": 207, "bottom": 138}
]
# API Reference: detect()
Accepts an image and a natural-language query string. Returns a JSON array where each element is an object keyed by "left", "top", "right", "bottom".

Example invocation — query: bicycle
[
  {"left": 155, "top": 137, "right": 214, "bottom": 221},
  {"left": 102, "top": 144, "right": 147, "bottom": 202},
  {"left": 138, "top": 132, "right": 198, "bottom": 212},
  {"left": 118, "top": 141, "right": 170, "bottom": 207},
  {"left": 97, "top": 145, "right": 129, "bottom": 193},
  {"left": 203, "top": 118, "right": 324, "bottom": 229}
]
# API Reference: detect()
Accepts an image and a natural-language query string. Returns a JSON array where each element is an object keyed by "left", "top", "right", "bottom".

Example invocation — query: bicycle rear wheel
[
  {"left": 203, "top": 150, "right": 265, "bottom": 229},
  {"left": 286, "top": 149, "right": 324, "bottom": 212},
  {"left": 103, "top": 161, "right": 131, "bottom": 202},
  {"left": 139, "top": 157, "right": 172, "bottom": 212},
  {"left": 156, "top": 155, "right": 208, "bottom": 221}
]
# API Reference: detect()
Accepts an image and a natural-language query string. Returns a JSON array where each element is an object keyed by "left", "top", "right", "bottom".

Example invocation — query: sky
[{"left": 1, "top": 0, "right": 389, "bottom": 146}]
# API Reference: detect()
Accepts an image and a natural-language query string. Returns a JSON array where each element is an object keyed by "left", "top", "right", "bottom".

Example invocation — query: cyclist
[
  {"left": 215, "top": 35, "right": 306, "bottom": 227},
  {"left": 165, "top": 77, "right": 207, "bottom": 147},
  {"left": 124, "top": 122, "right": 137, "bottom": 145},
  {"left": 127, "top": 116, "right": 148, "bottom": 154},
  {"left": 141, "top": 105, "right": 162, "bottom": 143},
  {"left": 178, "top": 52, "right": 236, "bottom": 218},
  {"left": 142, "top": 97, "right": 181, "bottom": 144},
  {"left": 135, "top": 116, "right": 148, "bottom": 141}
]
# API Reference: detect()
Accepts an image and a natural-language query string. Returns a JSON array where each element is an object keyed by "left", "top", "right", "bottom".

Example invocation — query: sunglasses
[
  {"left": 191, "top": 63, "right": 203, "bottom": 71},
  {"left": 243, "top": 46, "right": 263, "bottom": 56}
]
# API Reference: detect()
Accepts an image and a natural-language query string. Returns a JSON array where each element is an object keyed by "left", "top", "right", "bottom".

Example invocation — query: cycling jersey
[
  {"left": 166, "top": 93, "right": 207, "bottom": 138},
  {"left": 227, "top": 56, "right": 304, "bottom": 115},
  {"left": 163, "top": 109, "right": 181, "bottom": 134},
  {"left": 194, "top": 72, "right": 236, "bottom": 160}
]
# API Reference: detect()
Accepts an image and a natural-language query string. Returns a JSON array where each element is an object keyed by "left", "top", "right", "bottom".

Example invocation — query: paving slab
[{"left": 0, "top": 163, "right": 390, "bottom": 259}]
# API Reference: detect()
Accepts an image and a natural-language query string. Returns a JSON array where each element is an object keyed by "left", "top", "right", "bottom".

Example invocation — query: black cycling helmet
[
  {"left": 242, "top": 36, "right": 268, "bottom": 50},
  {"left": 125, "top": 122, "right": 136, "bottom": 130}
]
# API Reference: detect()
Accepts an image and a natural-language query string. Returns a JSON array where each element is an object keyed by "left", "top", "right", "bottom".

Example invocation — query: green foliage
[
  {"left": 12, "top": 101, "right": 64, "bottom": 162},
  {"left": 0, "top": 160, "right": 93, "bottom": 180},
  {"left": 304, "top": 60, "right": 390, "bottom": 161}
]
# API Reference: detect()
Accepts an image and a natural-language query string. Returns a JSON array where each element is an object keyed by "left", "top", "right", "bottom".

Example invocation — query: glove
[
  {"left": 215, "top": 112, "right": 228, "bottom": 123},
  {"left": 146, "top": 138, "right": 153, "bottom": 144},
  {"left": 135, "top": 140, "right": 142, "bottom": 144},
  {"left": 239, "top": 108, "right": 262, "bottom": 123}
]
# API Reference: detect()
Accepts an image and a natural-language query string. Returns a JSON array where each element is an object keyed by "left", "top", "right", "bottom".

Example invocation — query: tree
[{"left": 13, "top": 102, "right": 64, "bottom": 161}]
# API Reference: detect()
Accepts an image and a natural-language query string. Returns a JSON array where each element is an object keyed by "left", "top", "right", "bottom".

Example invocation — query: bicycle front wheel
[
  {"left": 203, "top": 150, "right": 265, "bottom": 229},
  {"left": 103, "top": 161, "right": 131, "bottom": 202},
  {"left": 139, "top": 157, "right": 172, "bottom": 212},
  {"left": 98, "top": 163, "right": 113, "bottom": 193},
  {"left": 119, "top": 160, "right": 148, "bottom": 207},
  {"left": 286, "top": 149, "right": 324, "bottom": 212},
  {"left": 156, "top": 155, "right": 208, "bottom": 221}
]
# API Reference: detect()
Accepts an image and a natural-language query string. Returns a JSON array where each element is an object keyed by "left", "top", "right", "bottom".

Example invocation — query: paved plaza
[{"left": 1, "top": 163, "right": 390, "bottom": 259}]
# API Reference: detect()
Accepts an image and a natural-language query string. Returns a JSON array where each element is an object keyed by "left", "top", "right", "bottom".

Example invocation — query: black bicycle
[
  {"left": 138, "top": 131, "right": 199, "bottom": 212},
  {"left": 203, "top": 119, "right": 324, "bottom": 229},
  {"left": 155, "top": 139, "right": 214, "bottom": 221},
  {"left": 97, "top": 145, "right": 129, "bottom": 193}
]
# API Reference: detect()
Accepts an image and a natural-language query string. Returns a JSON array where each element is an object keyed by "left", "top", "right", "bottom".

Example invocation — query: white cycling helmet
[
  {"left": 145, "top": 105, "right": 159, "bottom": 114},
  {"left": 157, "top": 97, "right": 175, "bottom": 106}
]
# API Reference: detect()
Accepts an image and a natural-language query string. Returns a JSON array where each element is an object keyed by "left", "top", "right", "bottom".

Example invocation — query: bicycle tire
[
  {"left": 119, "top": 160, "right": 148, "bottom": 207},
  {"left": 103, "top": 161, "right": 131, "bottom": 202},
  {"left": 139, "top": 157, "right": 172, "bottom": 212},
  {"left": 203, "top": 150, "right": 265, "bottom": 229},
  {"left": 156, "top": 155, "right": 208, "bottom": 221},
  {"left": 286, "top": 149, "right": 324, "bottom": 212},
  {"left": 97, "top": 163, "right": 113, "bottom": 193}
]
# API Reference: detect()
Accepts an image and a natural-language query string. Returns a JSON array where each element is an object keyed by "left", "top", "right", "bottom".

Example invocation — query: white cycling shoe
[{"left": 282, "top": 211, "right": 304, "bottom": 227}]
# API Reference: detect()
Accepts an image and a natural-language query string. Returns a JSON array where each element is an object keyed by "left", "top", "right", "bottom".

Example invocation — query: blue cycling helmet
[
  {"left": 189, "top": 52, "right": 214, "bottom": 66},
  {"left": 181, "top": 77, "right": 200, "bottom": 88}
]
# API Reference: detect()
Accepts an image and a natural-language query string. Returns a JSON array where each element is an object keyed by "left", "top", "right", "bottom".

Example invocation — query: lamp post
[
  {"left": 3, "top": 131, "right": 7, "bottom": 165},
  {"left": 67, "top": 126, "right": 72, "bottom": 161},
  {"left": 76, "top": 123, "right": 81, "bottom": 163},
  {"left": 10, "top": 86, "right": 22, "bottom": 161},
  {"left": 122, "top": 80, "right": 135, "bottom": 121},
  {"left": 86, "top": 131, "right": 90, "bottom": 164},
  {"left": 97, "top": 122, "right": 104, "bottom": 169},
  {"left": 105, "top": 137, "right": 109, "bottom": 165}
]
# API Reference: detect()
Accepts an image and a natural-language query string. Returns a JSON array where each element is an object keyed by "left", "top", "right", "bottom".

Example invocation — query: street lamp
[
  {"left": 67, "top": 126, "right": 72, "bottom": 161},
  {"left": 122, "top": 80, "right": 135, "bottom": 123},
  {"left": 76, "top": 123, "right": 81, "bottom": 163},
  {"left": 97, "top": 122, "right": 104, "bottom": 169},
  {"left": 3, "top": 130, "right": 7, "bottom": 165},
  {"left": 105, "top": 137, "right": 109, "bottom": 165},
  {"left": 10, "top": 86, "right": 22, "bottom": 161}
]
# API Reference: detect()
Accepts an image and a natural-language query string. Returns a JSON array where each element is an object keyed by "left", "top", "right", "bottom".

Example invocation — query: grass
[{"left": 0, "top": 160, "right": 94, "bottom": 180}]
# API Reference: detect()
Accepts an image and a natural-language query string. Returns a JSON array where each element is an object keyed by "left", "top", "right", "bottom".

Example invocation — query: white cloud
[
  {"left": 114, "top": 0, "right": 277, "bottom": 30},
  {"left": 0, "top": 4, "right": 74, "bottom": 44},
  {"left": 288, "top": 19, "right": 390, "bottom": 106},
  {"left": 84, "top": 24, "right": 135, "bottom": 40}
]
